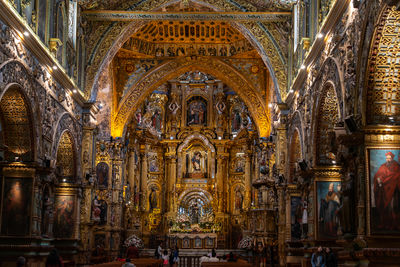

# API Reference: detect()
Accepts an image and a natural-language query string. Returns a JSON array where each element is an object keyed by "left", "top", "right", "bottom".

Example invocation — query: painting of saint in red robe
[{"left": 369, "top": 149, "right": 400, "bottom": 233}]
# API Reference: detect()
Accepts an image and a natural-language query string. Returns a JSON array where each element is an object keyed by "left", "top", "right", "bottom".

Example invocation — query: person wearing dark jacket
[
  {"left": 46, "top": 249, "right": 63, "bottom": 267},
  {"left": 311, "top": 246, "right": 325, "bottom": 267},
  {"left": 325, "top": 247, "right": 338, "bottom": 267}
]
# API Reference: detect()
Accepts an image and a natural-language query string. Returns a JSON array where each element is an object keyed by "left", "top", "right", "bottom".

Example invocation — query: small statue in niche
[
  {"left": 99, "top": 200, "right": 107, "bottom": 225},
  {"left": 92, "top": 196, "right": 101, "bottom": 222},
  {"left": 149, "top": 188, "right": 158, "bottom": 211},
  {"left": 232, "top": 109, "right": 242, "bottom": 132},
  {"left": 191, "top": 151, "right": 202, "bottom": 172},
  {"left": 41, "top": 195, "right": 53, "bottom": 237},
  {"left": 235, "top": 190, "right": 244, "bottom": 211},
  {"left": 151, "top": 109, "right": 162, "bottom": 132}
]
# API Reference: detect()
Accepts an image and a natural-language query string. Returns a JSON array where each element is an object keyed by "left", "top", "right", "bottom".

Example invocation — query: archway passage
[
  {"left": 0, "top": 86, "right": 34, "bottom": 162},
  {"left": 56, "top": 131, "right": 76, "bottom": 183},
  {"left": 315, "top": 84, "right": 339, "bottom": 165}
]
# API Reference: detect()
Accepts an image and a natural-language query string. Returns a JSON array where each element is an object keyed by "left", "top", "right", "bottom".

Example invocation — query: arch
[
  {"left": 51, "top": 113, "right": 81, "bottom": 177},
  {"left": 55, "top": 130, "right": 76, "bottom": 183},
  {"left": 178, "top": 188, "right": 213, "bottom": 205},
  {"left": 0, "top": 60, "right": 42, "bottom": 162},
  {"left": 364, "top": 6, "right": 400, "bottom": 125},
  {"left": 113, "top": 57, "right": 270, "bottom": 138},
  {"left": 313, "top": 82, "right": 340, "bottom": 166},
  {"left": 0, "top": 84, "right": 34, "bottom": 162},
  {"left": 177, "top": 132, "right": 215, "bottom": 153},
  {"left": 85, "top": 1, "right": 284, "bottom": 103}
]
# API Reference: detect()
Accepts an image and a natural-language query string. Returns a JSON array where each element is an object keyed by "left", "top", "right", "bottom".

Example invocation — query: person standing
[
  {"left": 46, "top": 249, "right": 63, "bottom": 267},
  {"left": 325, "top": 247, "right": 337, "bottom": 267},
  {"left": 173, "top": 245, "right": 179, "bottom": 266},
  {"left": 311, "top": 246, "right": 325, "bottom": 267}
]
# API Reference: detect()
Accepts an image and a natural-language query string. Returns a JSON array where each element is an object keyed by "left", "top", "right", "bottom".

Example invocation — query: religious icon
[
  {"left": 192, "top": 152, "right": 202, "bottom": 172},
  {"left": 290, "top": 196, "right": 302, "bottom": 240},
  {"left": 92, "top": 195, "right": 101, "bottom": 222},
  {"left": 96, "top": 162, "right": 109, "bottom": 187},
  {"left": 187, "top": 98, "right": 207, "bottom": 126},
  {"left": 151, "top": 109, "right": 162, "bottom": 132},
  {"left": 232, "top": 109, "right": 242, "bottom": 132},
  {"left": 1, "top": 178, "right": 32, "bottom": 236},
  {"left": 194, "top": 237, "right": 202, "bottom": 248},
  {"left": 316, "top": 181, "right": 341, "bottom": 239},
  {"left": 368, "top": 148, "right": 400, "bottom": 234},
  {"left": 54, "top": 195, "right": 75, "bottom": 238},
  {"left": 235, "top": 190, "right": 244, "bottom": 211},
  {"left": 149, "top": 187, "right": 158, "bottom": 211}
]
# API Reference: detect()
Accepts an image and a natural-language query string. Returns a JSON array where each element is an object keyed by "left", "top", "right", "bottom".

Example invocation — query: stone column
[
  {"left": 216, "top": 143, "right": 228, "bottom": 213},
  {"left": 164, "top": 141, "right": 178, "bottom": 213},
  {"left": 275, "top": 107, "right": 288, "bottom": 267},
  {"left": 127, "top": 150, "right": 135, "bottom": 194},
  {"left": 140, "top": 145, "right": 148, "bottom": 211},
  {"left": 244, "top": 151, "right": 252, "bottom": 210},
  {"left": 78, "top": 103, "right": 98, "bottom": 265}
]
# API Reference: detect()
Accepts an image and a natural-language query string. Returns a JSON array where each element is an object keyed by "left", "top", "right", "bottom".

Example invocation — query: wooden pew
[
  {"left": 201, "top": 259, "right": 252, "bottom": 267},
  {"left": 91, "top": 258, "right": 163, "bottom": 267}
]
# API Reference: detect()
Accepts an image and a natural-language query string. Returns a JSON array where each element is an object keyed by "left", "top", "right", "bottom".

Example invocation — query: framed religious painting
[
  {"left": 314, "top": 178, "right": 341, "bottom": 240},
  {"left": 53, "top": 193, "right": 77, "bottom": 238},
  {"left": 366, "top": 147, "right": 400, "bottom": 236},
  {"left": 182, "top": 237, "right": 191, "bottom": 249},
  {"left": 0, "top": 177, "right": 33, "bottom": 236},
  {"left": 205, "top": 237, "right": 215, "bottom": 248},
  {"left": 194, "top": 237, "right": 202, "bottom": 249},
  {"left": 290, "top": 195, "right": 302, "bottom": 241}
]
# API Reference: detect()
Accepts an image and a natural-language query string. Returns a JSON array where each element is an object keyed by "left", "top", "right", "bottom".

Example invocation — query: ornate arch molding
[
  {"left": 51, "top": 113, "right": 81, "bottom": 177},
  {"left": 0, "top": 84, "right": 36, "bottom": 161},
  {"left": 178, "top": 188, "right": 213, "bottom": 204},
  {"left": 0, "top": 60, "right": 42, "bottom": 161},
  {"left": 311, "top": 82, "right": 340, "bottom": 166},
  {"left": 311, "top": 57, "right": 345, "bottom": 120},
  {"left": 113, "top": 57, "right": 270, "bottom": 138},
  {"left": 177, "top": 133, "right": 215, "bottom": 153},
  {"left": 364, "top": 5, "right": 400, "bottom": 125},
  {"left": 55, "top": 130, "right": 77, "bottom": 181},
  {"left": 85, "top": 0, "right": 284, "bottom": 103},
  {"left": 177, "top": 132, "right": 216, "bottom": 179}
]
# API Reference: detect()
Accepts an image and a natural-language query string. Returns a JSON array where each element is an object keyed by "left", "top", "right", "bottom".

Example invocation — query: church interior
[{"left": 1, "top": 0, "right": 400, "bottom": 266}]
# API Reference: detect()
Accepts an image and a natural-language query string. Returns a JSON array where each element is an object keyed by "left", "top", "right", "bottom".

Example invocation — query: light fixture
[
  {"left": 52, "top": 65, "right": 58, "bottom": 70},
  {"left": 170, "top": 136, "right": 174, "bottom": 140},
  {"left": 289, "top": 89, "right": 294, "bottom": 93},
  {"left": 332, "top": 160, "right": 336, "bottom": 164},
  {"left": 317, "top": 33, "right": 324, "bottom": 39},
  {"left": 268, "top": 103, "right": 273, "bottom": 108},
  {"left": 233, "top": 134, "right": 237, "bottom": 138},
  {"left": 72, "top": 89, "right": 77, "bottom": 94},
  {"left": 62, "top": 178, "right": 66, "bottom": 182},
  {"left": 300, "top": 65, "right": 306, "bottom": 70},
  {"left": 23, "top": 31, "right": 29, "bottom": 37},
  {"left": 218, "top": 136, "right": 222, "bottom": 140}
]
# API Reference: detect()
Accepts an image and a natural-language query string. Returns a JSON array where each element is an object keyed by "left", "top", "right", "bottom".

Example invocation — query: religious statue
[
  {"left": 190, "top": 200, "right": 200, "bottom": 225},
  {"left": 187, "top": 100, "right": 206, "bottom": 126},
  {"left": 235, "top": 190, "right": 243, "bottom": 211},
  {"left": 151, "top": 109, "right": 162, "bottom": 132},
  {"left": 149, "top": 188, "right": 158, "bottom": 211},
  {"left": 92, "top": 196, "right": 101, "bottom": 222},
  {"left": 192, "top": 152, "right": 202, "bottom": 172},
  {"left": 42, "top": 195, "right": 53, "bottom": 237}
]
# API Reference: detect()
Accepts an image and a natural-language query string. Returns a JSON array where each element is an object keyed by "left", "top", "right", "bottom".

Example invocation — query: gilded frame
[
  {"left": 313, "top": 176, "right": 341, "bottom": 241},
  {"left": 365, "top": 145, "right": 400, "bottom": 237}
]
